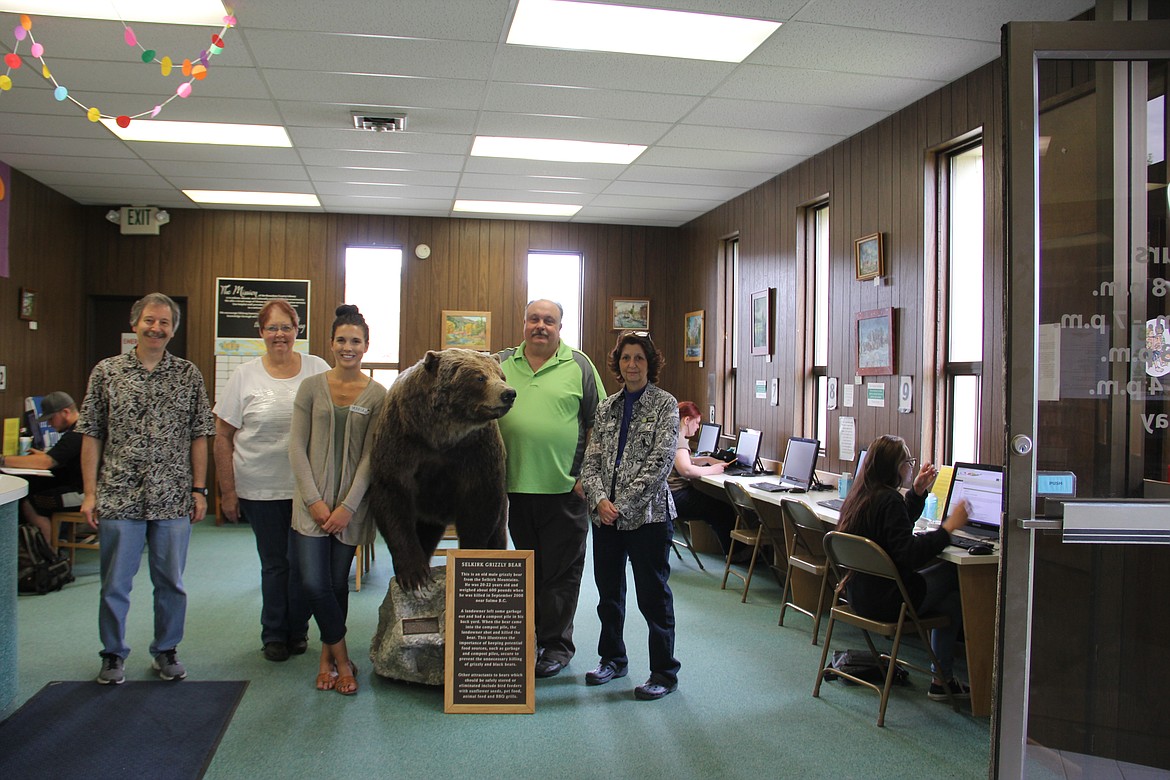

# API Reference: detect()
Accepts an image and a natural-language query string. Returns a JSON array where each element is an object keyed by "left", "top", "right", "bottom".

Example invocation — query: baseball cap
[{"left": 38, "top": 391, "right": 75, "bottom": 421}]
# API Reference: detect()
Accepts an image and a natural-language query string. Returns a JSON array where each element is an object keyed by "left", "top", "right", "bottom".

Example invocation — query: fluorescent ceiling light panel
[
  {"left": 101, "top": 119, "right": 292, "bottom": 147},
  {"left": 454, "top": 200, "right": 581, "bottom": 217},
  {"left": 507, "top": 0, "right": 780, "bottom": 63},
  {"left": 0, "top": 0, "right": 227, "bottom": 25},
  {"left": 472, "top": 136, "right": 645, "bottom": 165},
  {"left": 184, "top": 190, "right": 321, "bottom": 208}
]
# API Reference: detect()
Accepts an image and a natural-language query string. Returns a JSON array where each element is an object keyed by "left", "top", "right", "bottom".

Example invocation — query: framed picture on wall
[
  {"left": 441, "top": 310, "right": 491, "bottom": 351},
  {"left": 684, "top": 310, "right": 704, "bottom": 362},
  {"left": 750, "top": 289, "right": 772, "bottom": 356},
  {"left": 856, "top": 307, "right": 895, "bottom": 375},
  {"left": 611, "top": 298, "right": 650, "bottom": 331},
  {"left": 855, "top": 232, "right": 884, "bottom": 281},
  {"left": 18, "top": 287, "right": 37, "bottom": 321}
]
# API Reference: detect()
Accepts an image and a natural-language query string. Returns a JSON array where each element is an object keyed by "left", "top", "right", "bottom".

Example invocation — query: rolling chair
[
  {"left": 813, "top": 531, "right": 960, "bottom": 726},
  {"left": 720, "top": 481, "right": 767, "bottom": 602},
  {"left": 777, "top": 500, "right": 833, "bottom": 644}
]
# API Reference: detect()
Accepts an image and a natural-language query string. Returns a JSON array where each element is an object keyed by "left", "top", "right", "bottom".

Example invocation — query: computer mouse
[{"left": 968, "top": 543, "right": 994, "bottom": 556}]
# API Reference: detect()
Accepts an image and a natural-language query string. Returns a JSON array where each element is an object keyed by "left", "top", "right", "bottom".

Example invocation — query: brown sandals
[
  {"left": 316, "top": 664, "right": 338, "bottom": 691},
  {"left": 336, "top": 661, "right": 358, "bottom": 696}
]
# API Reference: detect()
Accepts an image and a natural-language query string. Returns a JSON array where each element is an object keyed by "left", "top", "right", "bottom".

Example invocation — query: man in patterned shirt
[{"left": 78, "top": 292, "right": 216, "bottom": 685}]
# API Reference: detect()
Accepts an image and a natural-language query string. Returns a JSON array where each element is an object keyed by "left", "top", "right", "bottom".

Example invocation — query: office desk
[{"left": 701, "top": 474, "right": 998, "bottom": 717}]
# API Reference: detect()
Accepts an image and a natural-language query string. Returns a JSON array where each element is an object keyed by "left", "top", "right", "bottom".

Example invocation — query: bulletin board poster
[{"left": 215, "top": 278, "right": 311, "bottom": 356}]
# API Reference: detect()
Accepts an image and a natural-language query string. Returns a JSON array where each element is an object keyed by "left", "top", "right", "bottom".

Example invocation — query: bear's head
[{"left": 423, "top": 348, "right": 516, "bottom": 423}]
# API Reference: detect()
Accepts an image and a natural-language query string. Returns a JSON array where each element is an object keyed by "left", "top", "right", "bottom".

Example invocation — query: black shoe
[
  {"left": 585, "top": 661, "right": 628, "bottom": 686},
  {"left": 287, "top": 636, "right": 308, "bottom": 656},
  {"left": 634, "top": 678, "right": 677, "bottom": 700},
  {"left": 928, "top": 678, "right": 971, "bottom": 701},
  {"left": 263, "top": 642, "right": 290, "bottom": 662},
  {"left": 535, "top": 656, "right": 564, "bottom": 678}
]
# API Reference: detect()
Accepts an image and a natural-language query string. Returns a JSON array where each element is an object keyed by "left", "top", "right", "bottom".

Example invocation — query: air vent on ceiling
[{"left": 352, "top": 112, "right": 407, "bottom": 132}]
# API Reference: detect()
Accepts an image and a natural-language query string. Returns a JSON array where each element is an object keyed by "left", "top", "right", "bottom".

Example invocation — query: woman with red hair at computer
[
  {"left": 836, "top": 434, "right": 971, "bottom": 702},
  {"left": 668, "top": 401, "right": 741, "bottom": 562}
]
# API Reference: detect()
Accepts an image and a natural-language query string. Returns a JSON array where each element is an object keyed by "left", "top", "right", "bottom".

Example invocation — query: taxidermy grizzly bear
[{"left": 368, "top": 348, "right": 515, "bottom": 591}]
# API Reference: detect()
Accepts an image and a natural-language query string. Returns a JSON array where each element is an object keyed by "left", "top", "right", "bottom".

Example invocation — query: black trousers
[
  {"left": 507, "top": 491, "right": 590, "bottom": 664},
  {"left": 592, "top": 520, "right": 681, "bottom": 685},
  {"left": 671, "top": 484, "right": 736, "bottom": 554}
]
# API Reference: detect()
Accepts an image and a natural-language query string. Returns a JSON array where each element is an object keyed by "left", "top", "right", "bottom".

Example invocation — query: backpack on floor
[
  {"left": 822, "top": 649, "right": 909, "bottom": 686},
  {"left": 17, "top": 524, "right": 74, "bottom": 594}
]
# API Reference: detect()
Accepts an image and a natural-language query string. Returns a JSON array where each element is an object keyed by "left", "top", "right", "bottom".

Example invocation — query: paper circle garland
[{"left": 0, "top": 11, "right": 237, "bottom": 126}]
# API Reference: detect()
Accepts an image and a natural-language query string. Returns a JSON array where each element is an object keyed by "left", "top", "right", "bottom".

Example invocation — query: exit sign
[{"left": 120, "top": 206, "right": 160, "bottom": 235}]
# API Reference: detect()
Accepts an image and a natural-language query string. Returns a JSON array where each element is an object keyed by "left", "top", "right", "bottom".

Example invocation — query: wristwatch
[{"left": 191, "top": 487, "right": 209, "bottom": 496}]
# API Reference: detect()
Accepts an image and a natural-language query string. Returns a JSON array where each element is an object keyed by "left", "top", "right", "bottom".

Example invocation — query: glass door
[{"left": 1001, "top": 18, "right": 1170, "bottom": 779}]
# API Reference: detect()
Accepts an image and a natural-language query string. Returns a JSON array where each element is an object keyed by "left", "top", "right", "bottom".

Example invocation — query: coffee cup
[{"left": 18, "top": 436, "right": 33, "bottom": 456}]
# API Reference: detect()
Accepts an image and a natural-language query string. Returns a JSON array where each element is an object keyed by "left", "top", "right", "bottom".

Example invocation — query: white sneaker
[{"left": 152, "top": 649, "right": 187, "bottom": 681}]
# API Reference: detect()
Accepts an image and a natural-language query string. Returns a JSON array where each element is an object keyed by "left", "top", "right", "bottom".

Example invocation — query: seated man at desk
[
  {"left": 0, "top": 392, "right": 83, "bottom": 550},
  {"left": 668, "top": 402, "right": 743, "bottom": 562},
  {"left": 836, "top": 434, "right": 970, "bottom": 702}
]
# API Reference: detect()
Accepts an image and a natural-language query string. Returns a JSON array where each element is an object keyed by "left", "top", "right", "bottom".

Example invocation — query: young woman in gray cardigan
[{"left": 289, "top": 305, "right": 386, "bottom": 696}]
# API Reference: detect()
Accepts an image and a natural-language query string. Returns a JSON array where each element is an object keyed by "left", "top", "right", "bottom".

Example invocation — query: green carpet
[{"left": 15, "top": 522, "right": 990, "bottom": 779}]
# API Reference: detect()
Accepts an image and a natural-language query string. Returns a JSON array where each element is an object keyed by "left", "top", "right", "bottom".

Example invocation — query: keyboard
[
  {"left": 949, "top": 534, "right": 996, "bottom": 550},
  {"left": 750, "top": 481, "right": 789, "bottom": 493},
  {"left": 724, "top": 465, "right": 758, "bottom": 476},
  {"left": 817, "top": 498, "right": 844, "bottom": 511}
]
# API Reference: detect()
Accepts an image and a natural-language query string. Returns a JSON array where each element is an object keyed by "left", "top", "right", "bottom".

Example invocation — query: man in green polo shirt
[{"left": 497, "top": 299, "right": 604, "bottom": 678}]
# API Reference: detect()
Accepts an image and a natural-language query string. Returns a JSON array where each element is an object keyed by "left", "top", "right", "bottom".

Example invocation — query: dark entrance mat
[{"left": 0, "top": 680, "right": 248, "bottom": 779}]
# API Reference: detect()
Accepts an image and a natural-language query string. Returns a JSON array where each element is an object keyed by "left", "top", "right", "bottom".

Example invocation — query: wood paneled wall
[
  {"left": 79, "top": 210, "right": 679, "bottom": 399},
  {"left": 5, "top": 61, "right": 1007, "bottom": 472},
  {"left": 0, "top": 170, "right": 86, "bottom": 418},
  {"left": 672, "top": 61, "right": 1006, "bottom": 469}
]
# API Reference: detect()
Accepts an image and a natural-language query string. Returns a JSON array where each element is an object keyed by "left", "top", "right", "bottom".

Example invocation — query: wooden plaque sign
[{"left": 444, "top": 549, "right": 535, "bottom": 714}]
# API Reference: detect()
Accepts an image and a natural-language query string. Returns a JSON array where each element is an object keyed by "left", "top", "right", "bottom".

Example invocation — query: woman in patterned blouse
[{"left": 580, "top": 331, "right": 681, "bottom": 701}]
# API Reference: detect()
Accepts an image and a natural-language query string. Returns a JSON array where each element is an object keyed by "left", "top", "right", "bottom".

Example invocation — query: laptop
[
  {"left": 723, "top": 428, "right": 762, "bottom": 476},
  {"left": 943, "top": 462, "right": 1005, "bottom": 545},
  {"left": 818, "top": 448, "right": 867, "bottom": 511},
  {"left": 695, "top": 422, "right": 722, "bottom": 456}
]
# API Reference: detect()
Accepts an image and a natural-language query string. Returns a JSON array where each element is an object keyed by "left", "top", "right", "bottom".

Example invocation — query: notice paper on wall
[
  {"left": 838, "top": 416, "right": 856, "bottom": 462},
  {"left": 843, "top": 383, "right": 855, "bottom": 408},
  {"left": 931, "top": 465, "right": 954, "bottom": 509},
  {"left": 866, "top": 383, "right": 885, "bottom": 408}
]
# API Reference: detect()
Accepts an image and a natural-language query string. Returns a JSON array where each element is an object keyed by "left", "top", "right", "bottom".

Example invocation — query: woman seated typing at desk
[
  {"left": 836, "top": 434, "right": 971, "bottom": 702},
  {"left": 668, "top": 402, "right": 743, "bottom": 563}
]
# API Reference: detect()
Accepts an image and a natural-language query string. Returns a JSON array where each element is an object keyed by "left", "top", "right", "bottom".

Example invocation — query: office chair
[
  {"left": 778, "top": 500, "right": 833, "bottom": 644},
  {"left": 813, "top": 531, "right": 960, "bottom": 726},
  {"left": 720, "top": 481, "right": 767, "bottom": 602}
]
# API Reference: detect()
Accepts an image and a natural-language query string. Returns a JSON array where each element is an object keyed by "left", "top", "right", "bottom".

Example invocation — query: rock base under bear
[{"left": 369, "top": 565, "right": 447, "bottom": 685}]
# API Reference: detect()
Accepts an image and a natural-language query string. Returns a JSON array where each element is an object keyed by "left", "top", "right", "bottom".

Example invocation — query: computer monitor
[
  {"left": 942, "top": 462, "right": 1005, "bottom": 539},
  {"left": 778, "top": 436, "right": 820, "bottom": 491},
  {"left": 855, "top": 448, "right": 868, "bottom": 481},
  {"left": 696, "top": 422, "right": 721, "bottom": 456},
  {"left": 733, "top": 428, "right": 762, "bottom": 471}
]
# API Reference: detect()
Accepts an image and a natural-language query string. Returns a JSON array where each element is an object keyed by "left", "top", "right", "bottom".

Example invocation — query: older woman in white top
[{"left": 214, "top": 299, "right": 330, "bottom": 663}]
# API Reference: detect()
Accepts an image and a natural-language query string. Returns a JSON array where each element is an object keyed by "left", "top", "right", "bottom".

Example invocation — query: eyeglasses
[
  {"left": 902, "top": 457, "right": 918, "bottom": 469},
  {"left": 263, "top": 325, "right": 296, "bottom": 334}
]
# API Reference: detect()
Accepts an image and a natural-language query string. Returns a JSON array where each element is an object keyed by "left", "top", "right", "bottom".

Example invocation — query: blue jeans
[
  {"left": 918, "top": 561, "right": 963, "bottom": 679},
  {"left": 98, "top": 518, "right": 191, "bottom": 659},
  {"left": 592, "top": 520, "right": 681, "bottom": 685},
  {"left": 240, "top": 498, "right": 310, "bottom": 645},
  {"left": 294, "top": 531, "right": 356, "bottom": 646}
]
